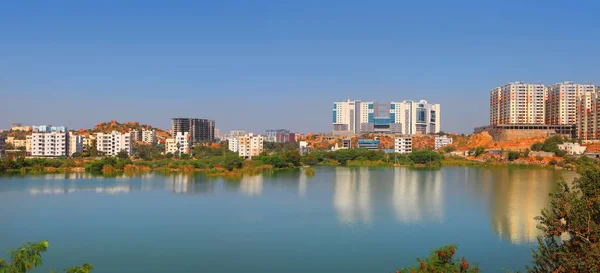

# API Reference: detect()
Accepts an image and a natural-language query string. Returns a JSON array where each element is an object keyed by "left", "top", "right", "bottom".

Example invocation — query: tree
[
  {"left": 507, "top": 151, "right": 520, "bottom": 161},
  {"left": 528, "top": 164, "right": 600, "bottom": 272},
  {"left": 117, "top": 149, "right": 129, "bottom": 160},
  {"left": 397, "top": 245, "right": 479, "bottom": 273},
  {"left": 221, "top": 154, "right": 244, "bottom": 171},
  {"left": 474, "top": 146, "right": 485, "bottom": 157},
  {"left": 0, "top": 240, "right": 92, "bottom": 273},
  {"left": 409, "top": 150, "right": 443, "bottom": 165}
]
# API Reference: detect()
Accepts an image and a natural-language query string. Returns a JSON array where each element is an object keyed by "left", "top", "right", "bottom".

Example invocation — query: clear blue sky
[{"left": 1, "top": 0, "right": 599, "bottom": 134}]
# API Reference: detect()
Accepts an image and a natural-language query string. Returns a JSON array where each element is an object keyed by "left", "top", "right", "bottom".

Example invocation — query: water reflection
[
  {"left": 334, "top": 167, "right": 372, "bottom": 224},
  {"left": 240, "top": 174, "right": 263, "bottom": 196},
  {"left": 486, "top": 169, "right": 561, "bottom": 244},
  {"left": 392, "top": 168, "right": 443, "bottom": 224}
]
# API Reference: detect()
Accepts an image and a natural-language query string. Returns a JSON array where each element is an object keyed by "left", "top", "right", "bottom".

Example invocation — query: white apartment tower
[
  {"left": 390, "top": 100, "right": 441, "bottom": 135},
  {"left": 577, "top": 91, "right": 600, "bottom": 140},
  {"left": 491, "top": 82, "right": 546, "bottom": 125},
  {"left": 333, "top": 100, "right": 362, "bottom": 133},
  {"left": 394, "top": 136, "right": 412, "bottom": 154},
  {"left": 141, "top": 129, "right": 157, "bottom": 144},
  {"left": 238, "top": 133, "right": 264, "bottom": 159},
  {"left": 31, "top": 132, "right": 69, "bottom": 157},
  {"left": 547, "top": 82, "right": 595, "bottom": 125},
  {"left": 96, "top": 131, "right": 133, "bottom": 156},
  {"left": 228, "top": 137, "right": 239, "bottom": 153},
  {"left": 69, "top": 133, "right": 84, "bottom": 156}
]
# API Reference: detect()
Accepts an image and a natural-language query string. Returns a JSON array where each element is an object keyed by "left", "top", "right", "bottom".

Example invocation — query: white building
[
  {"left": 558, "top": 143, "right": 587, "bottom": 155},
  {"left": 238, "top": 133, "right": 264, "bottom": 159},
  {"left": 31, "top": 132, "right": 69, "bottom": 157},
  {"left": 299, "top": 141, "right": 310, "bottom": 156},
  {"left": 166, "top": 132, "right": 191, "bottom": 155},
  {"left": 69, "top": 133, "right": 84, "bottom": 156},
  {"left": 490, "top": 82, "right": 546, "bottom": 125},
  {"left": 547, "top": 82, "right": 595, "bottom": 125},
  {"left": 394, "top": 136, "right": 412, "bottom": 154},
  {"left": 333, "top": 99, "right": 441, "bottom": 135},
  {"left": 96, "top": 131, "right": 133, "bottom": 156},
  {"left": 141, "top": 130, "right": 156, "bottom": 144},
  {"left": 228, "top": 137, "right": 239, "bottom": 153},
  {"left": 435, "top": 135, "right": 453, "bottom": 150}
]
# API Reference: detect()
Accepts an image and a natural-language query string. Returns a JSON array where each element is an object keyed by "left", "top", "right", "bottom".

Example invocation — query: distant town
[{"left": 1, "top": 80, "right": 600, "bottom": 162}]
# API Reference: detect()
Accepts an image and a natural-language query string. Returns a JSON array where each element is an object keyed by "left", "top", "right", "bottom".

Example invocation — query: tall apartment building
[
  {"left": 227, "top": 137, "right": 239, "bottom": 153},
  {"left": 69, "top": 133, "right": 84, "bottom": 156},
  {"left": 31, "top": 132, "right": 69, "bottom": 157},
  {"left": 577, "top": 91, "right": 599, "bottom": 140},
  {"left": 489, "top": 82, "right": 546, "bottom": 125},
  {"left": 166, "top": 132, "right": 191, "bottom": 155},
  {"left": 333, "top": 99, "right": 441, "bottom": 135},
  {"left": 25, "top": 135, "right": 32, "bottom": 153},
  {"left": 490, "top": 87, "right": 502, "bottom": 125},
  {"left": 266, "top": 129, "right": 295, "bottom": 143},
  {"left": 96, "top": 131, "right": 133, "bottom": 156},
  {"left": 238, "top": 133, "right": 264, "bottom": 159},
  {"left": 394, "top": 136, "right": 412, "bottom": 154},
  {"left": 171, "top": 118, "right": 215, "bottom": 144},
  {"left": 546, "top": 82, "right": 595, "bottom": 125},
  {"left": 141, "top": 130, "right": 156, "bottom": 144}
]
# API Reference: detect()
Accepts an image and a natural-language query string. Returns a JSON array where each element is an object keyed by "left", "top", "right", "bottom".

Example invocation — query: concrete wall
[
  {"left": 530, "top": 151, "right": 555, "bottom": 157},
  {"left": 487, "top": 128, "right": 555, "bottom": 142}
]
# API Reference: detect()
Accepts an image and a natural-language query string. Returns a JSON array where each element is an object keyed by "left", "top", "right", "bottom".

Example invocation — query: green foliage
[
  {"left": 221, "top": 154, "right": 244, "bottom": 171},
  {"left": 397, "top": 245, "right": 479, "bottom": 273},
  {"left": 64, "top": 264, "right": 93, "bottom": 273},
  {"left": 528, "top": 164, "right": 600, "bottom": 272},
  {"left": 507, "top": 151, "right": 520, "bottom": 161},
  {"left": 474, "top": 146, "right": 485, "bottom": 157},
  {"left": 0, "top": 240, "right": 48, "bottom": 273},
  {"left": 442, "top": 145, "right": 456, "bottom": 153},
  {"left": 409, "top": 150, "right": 443, "bottom": 165},
  {"left": 531, "top": 136, "right": 565, "bottom": 156},
  {"left": 523, "top": 148, "right": 530, "bottom": 157},
  {"left": 116, "top": 150, "right": 129, "bottom": 160},
  {"left": 304, "top": 167, "right": 315, "bottom": 176}
]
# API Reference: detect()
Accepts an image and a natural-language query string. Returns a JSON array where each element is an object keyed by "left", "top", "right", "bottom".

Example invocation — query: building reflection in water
[
  {"left": 240, "top": 174, "right": 263, "bottom": 196},
  {"left": 392, "top": 167, "right": 443, "bottom": 224},
  {"left": 334, "top": 167, "right": 371, "bottom": 224},
  {"left": 298, "top": 171, "right": 307, "bottom": 198},
  {"left": 487, "top": 169, "right": 571, "bottom": 245}
]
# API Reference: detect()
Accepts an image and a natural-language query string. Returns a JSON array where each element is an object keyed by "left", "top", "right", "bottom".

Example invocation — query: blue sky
[{"left": 1, "top": 0, "right": 599, "bottom": 133}]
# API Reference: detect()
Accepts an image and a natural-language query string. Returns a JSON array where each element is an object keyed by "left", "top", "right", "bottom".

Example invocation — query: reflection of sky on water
[
  {"left": 334, "top": 167, "right": 371, "bottom": 224},
  {"left": 392, "top": 167, "right": 443, "bottom": 224}
]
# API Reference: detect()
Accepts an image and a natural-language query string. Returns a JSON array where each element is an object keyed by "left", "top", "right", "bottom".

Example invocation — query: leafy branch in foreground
[
  {"left": 396, "top": 245, "right": 479, "bottom": 273},
  {"left": 0, "top": 240, "right": 92, "bottom": 273}
]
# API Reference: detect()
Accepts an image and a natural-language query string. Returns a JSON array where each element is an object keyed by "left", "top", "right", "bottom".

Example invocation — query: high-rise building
[
  {"left": 577, "top": 91, "right": 599, "bottom": 140},
  {"left": 96, "top": 131, "right": 133, "bottom": 156},
  {"left": 238, "top": 133, "right": 264, "bottom": 159},
  {"left": 490, "top": 87, "right": 502, "bottom": 125},
  {"left": 214, "top": 128, "right": 221, "bottom": 139},
  {"left": 171, "top": 118, "right": 215, "bottom": 144},
  {"left": 31, "top": 132, "right": 69, "bottom": 157},
  {"left": 227, "top": 137, "right": 239, "bottom": 153},
  {"left": 266, "top": 129, "right": 295, "bottom": 143},
  {"left": 394, "top": 136, "right": 412, "bottom": 154},
  {"left": 333, "top": 99, "right": 441, "bottom": 135},
  {"left": 69, "top": 133, "right": 84, "bottom": 156},
  {"left": 32, "top": 125, "right": 67, "bottom": 133},
  {"left": 141, "top": 130, "right": 156, "bottom": 144},
  {"left": 547, "top": 82, "right": 595, "bottom": 125},
  {"left": 491, "top": 82, "right": 546, "bottom": 125}
]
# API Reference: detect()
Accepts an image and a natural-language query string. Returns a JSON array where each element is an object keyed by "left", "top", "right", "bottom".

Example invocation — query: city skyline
[{"left": 2, "top": 1, "right": 600, "bottom": 133}]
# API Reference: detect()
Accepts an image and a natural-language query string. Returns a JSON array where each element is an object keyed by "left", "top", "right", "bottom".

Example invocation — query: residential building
[
  {"left": 558, "top": 143, "right": 587, "bottom": 155},
  {"left": 10, "top": 123, "right": 32, "bottom": 131},
  {"left": 6, "top": 137, "right": 26, "bottom": 148},
  {"left": 141, "top": 130, "right": 156, "bottom": 144},
  {"left": 131, "top": 130, "right": 140, "bottom": 142},
  {"left": 214, "top": 128, "right": 221, "bottom": 139},
  {"left": 165, "top": 132, "right": 191, "bottom": 155},
  {"left": 31, "top": 132, "right": 69, "bottom": 157},
  {"left": 226, "top": 130, "right": 247, "bottom": 139},
  {"left": 333, "top": 99, "right": 441, "bottom": 135},
  {"left": 171, "top": 118, "right": 215, "bottom": 144},
  {"left": 435, "top": 135, "right": 453, "bottom": 150},
  {"left": 0, "top": 135, "right": 5, "bottom": 157},
  {"left": 547, "top": 82, "right": 595, "bottom": 125},
  {"left": 32, "top": 125, "right": 67, "bottom": 133},
  {"left": 299, "top": 141, "right": 310, "bottom": 156},
  {"left": 69, "top": 133, "right": 84, "bottom": 156},
  {"left": 25, "top": 135, "right": 32, "bottom": 153},
  {"left": 357, "top": 139, "right": 380, "bottom": 150},
  {"left": 82, "top": 135, "right": 95, "bottom": 150},
  {"left": 394, "top": 136, "right": 413, "bottom": 154},
  {"left": 238, "top": 133, "right": 264, "bottom": 159},
  {"left": 227, "top": 137, "right": 239, "bottom": 153},
  {"left": 96, "top": 131, "right": 133, "bottom": 156},
  {"left": 576, "top": 91, "right": 597, "bottom": 140},
  {"left": 490, "top": 87, "right": 502, "bottom": 125},
  {"left": 265, "top": 129, "right": 296, "bottom": 143},
  {"left": 490, "top": 82, "right": 546, "bottom": 125}
]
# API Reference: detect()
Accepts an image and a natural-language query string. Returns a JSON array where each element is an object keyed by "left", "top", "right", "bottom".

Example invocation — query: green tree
[
  {"left": 507, "top": 151, "right": 520, "bottom": 161},
  {"left": 409, "top": 150, "right": 443, "bottom": 165},
  {"left": 0, "top": 240, "right": 92, "bottom": 273},
  {"left": 397, "top": 245, "right": 479, "bottom": 273},
  {"left": 221, "top": 154, "right": 244, "bottom": 171},
  {"left": 117, "top": 150, "right": 129, "bottom": 160},
  {"left": 474, "top": 146, "right": 485, "bottom": 157},
  {"left": 528, "top": 164, "right": 600, "bottom": 272}
]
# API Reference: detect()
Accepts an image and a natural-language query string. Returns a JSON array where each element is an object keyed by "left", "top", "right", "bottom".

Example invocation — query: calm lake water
[{"left": 0, "top": 167, "right": 576, "bottom": 273}]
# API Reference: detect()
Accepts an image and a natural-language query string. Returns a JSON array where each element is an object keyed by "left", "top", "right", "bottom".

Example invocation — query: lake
[{"left": 0, "top": 167, "right": 576, "bottom": 272}]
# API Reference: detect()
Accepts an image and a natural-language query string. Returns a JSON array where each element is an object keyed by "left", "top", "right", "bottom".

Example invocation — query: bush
[
  {"left": 535, "top": 156, "right": 543, "bottom": 161},
  {"left": 507, "top": 151, "right": 520, "bottom": 161},
  {"left": 409, "top": 150, "right": 443, "bottom": 165}
]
